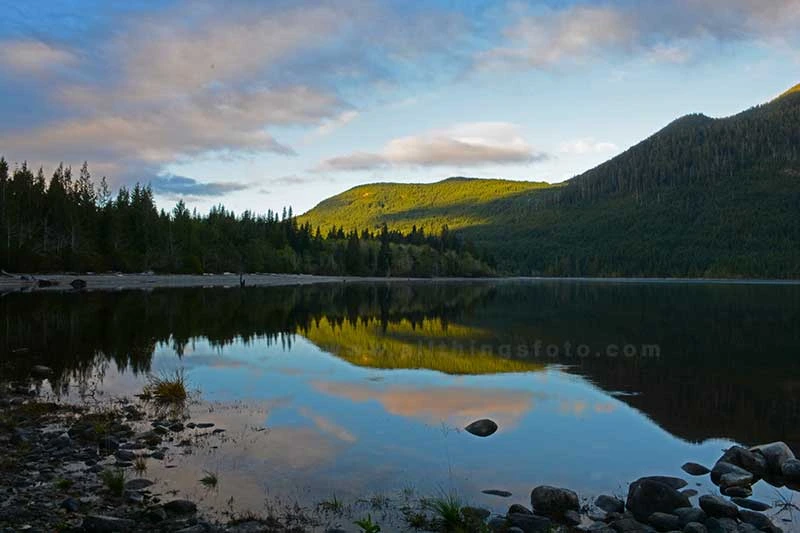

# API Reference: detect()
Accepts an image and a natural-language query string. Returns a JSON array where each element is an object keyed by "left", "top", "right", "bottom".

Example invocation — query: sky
[{"left": 0, "top": 0, "right": 798, "bottom": 215}]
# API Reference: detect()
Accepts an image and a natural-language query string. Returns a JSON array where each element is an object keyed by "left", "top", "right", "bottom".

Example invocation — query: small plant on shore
[
  {"left": 101, "top": 468, "right": 126, "bottom": 497},
  {"left": 354, "top": 514, "right": 381, "bottom": 533},
  {"left": 133, "top": 455, "right": 147, "bottom": 475},
  {"left": 318, "top": 493, "right": 344, "bottom": 514},
  {"left": 423, "top": 491, "right": 474, "bottom": 532},
  {"left": 141, "top": 370, "right": 189, "bottom": 416},
  {"left": 200, "top": 470, "right": 218, "bottom": 489},
  {"left": 55, "top": 478, "right": 74, "bottom": 491}
]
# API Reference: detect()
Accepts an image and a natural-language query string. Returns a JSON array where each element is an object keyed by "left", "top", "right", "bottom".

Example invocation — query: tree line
[{"left": 0, "top": 157, "right": 495, "bottom": 277}]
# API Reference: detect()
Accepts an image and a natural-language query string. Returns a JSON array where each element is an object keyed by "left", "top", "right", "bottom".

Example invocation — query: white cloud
[
  {"left": 559, "top": 138, "right": 619, "bottom": 155},
  {"left": 316, "top": 122, "right": 547, "bottom": 172},
  {"left": 315, "top": 110, "right": 360, "bottom": 136},
  {"left": 0, "top": 40, "right": 76, "bottom": 73}
]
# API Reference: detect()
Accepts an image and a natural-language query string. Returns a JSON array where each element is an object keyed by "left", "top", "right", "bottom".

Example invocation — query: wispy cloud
[
  {"left": 559, "top": 138, "right": 619, "bottom": 155},
  {"left": 315, "top": 110, "right": 360, "bottom": 136},
  {"left": 0, "top": 40, "right": 76, "bottom": 73},
  {"left": 316, "top": 122, "right": 547, "bottom": 172},
  {"left": 150, "top": 175, "right": 250, "bottom": 197}
]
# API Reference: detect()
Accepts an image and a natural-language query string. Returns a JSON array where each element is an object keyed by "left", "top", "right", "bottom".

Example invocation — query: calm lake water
[{"left": 2, "top": 281, "right": 799, "bottom": 526}]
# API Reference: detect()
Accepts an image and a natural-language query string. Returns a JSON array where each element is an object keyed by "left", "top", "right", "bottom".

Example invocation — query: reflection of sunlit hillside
[{"left": 300, "top": 317, "right": 544, "bottom": 375}]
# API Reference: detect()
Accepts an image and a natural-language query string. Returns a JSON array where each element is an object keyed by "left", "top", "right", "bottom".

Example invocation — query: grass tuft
[
  {"left": 142, "top": 370, "right": 188, "bottom": 406},
  {"left": 133, "top": 455, "right": 147, "bottom": 475},
  {"left": 354, "top": 514, "right": 381, "bottom": 533},
  {"left": 101, "top": 468, "right": 126, "bottom": 497},
  {"left": 200, "top": 470, "right": 218, "bottom": 489}
]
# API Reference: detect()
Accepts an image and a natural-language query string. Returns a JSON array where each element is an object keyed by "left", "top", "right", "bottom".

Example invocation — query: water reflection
[{"left": 2, "top": 281, "right": 800, "bottom": 517}]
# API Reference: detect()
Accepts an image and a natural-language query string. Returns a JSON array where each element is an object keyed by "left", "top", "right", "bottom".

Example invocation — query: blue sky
[{"left": 0, "top": 0, "right": 798, "bottom": 215}]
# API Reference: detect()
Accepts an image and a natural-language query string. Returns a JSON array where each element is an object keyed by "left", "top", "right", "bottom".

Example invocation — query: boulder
[
  {"left": 719, "top": 446, "right": 767, "bottom": 478},
  {"left": 704, "top": 517, "right": 739, "bottom": 533},
  {"left": 506, "top": 512, "right": 552, "bottom": 532},
  {"left": 464, "top": 419, "right": 498, "bottom": 437},
  {"left": 738, "top": 510, "right": 777, "bottom": 531},
  {"left": 595, "top": 494, "right": 625, "bottom": 514},
  {"left": 647, "top": 512, "right": 681, "bottom": 531},
  {"left": 730, "top": 498, "right": 771, "bottom": 512},
  {"left": 626, "top": 477, "right": 691, "bottom": 522},
  {"left": 530, "top": 485, "right": 579, "bottom": 518},
  {"left": 719, "top": 471, "right": 754, "bottom": 489},
  {"left": 508, "top": 504, "right": 532, "bottom": 515},
  {"left": 711, "top": 461, "right": 754, "bottom": 486},
  {"left": 609, "top": 518, "right": 656, "bottom": 532},
  {"left": 698, "top": 495, "right": 738, "bottom": 519},
  {"left": 721, "top": 485, "right": 752, "bottom": 498},
  {"left": 82, "top": 515, "right": 136, "bottom": 532},
  {"left": 684, "top": 522, "right": 708, "bottom": 533},
  {"left": 682, "top": 462, "right": 711, "bottom": 476},
  {"left": 163, "top": 499, "right": 197, "bottom": 514},
  {"left": 749, "top": 442, "right": 795, "bottom": 476},
  {"left": 639, "top": 476, "right": 688, "bottom": 490},
  {"left": 673, "top": 507, "right": 706, "bottom": 526},
  {"left": 780, "top": 458, "right": 800, "bottom": 482}
]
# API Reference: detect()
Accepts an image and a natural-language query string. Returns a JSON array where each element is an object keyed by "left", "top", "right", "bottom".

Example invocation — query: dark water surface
[{"left": 2, "top": 281, "right": 799, "bottom": 523}]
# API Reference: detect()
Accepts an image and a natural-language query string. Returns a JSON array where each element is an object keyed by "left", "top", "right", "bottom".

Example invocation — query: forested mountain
[
  {"left": 0, "top": 162, "right": 494, "bottom": 277},
  {"left": 301, "top": 85, "right": 800, "bottom": 278}
]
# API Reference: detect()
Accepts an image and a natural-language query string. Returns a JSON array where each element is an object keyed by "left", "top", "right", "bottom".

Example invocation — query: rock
[
  {"left": 674, "top": 507, "right": 707, "bottom": 526},
  {"left": 170, "top": 422, "right": 185, "bottom": 432},
  {"left": 610, "top": 518, "right": 656, "bottom": 532},
  {"left": 684, "top": 522, "right": 708, "bottom": 533},
  {"left": 780, "top": 458, "right": 800, "bottom": 482},
  {"left": 682, "top": 489, "right": 699, "bottom": 498},
  {"left": 530, "top": 485, "right": 579, "bottom": 518},
  {"left": 146, "top": 506, "right": 167, "bottom": 522},
  {"left": 737, "top": 524, "right": 761, "bottom": 533},
  {"left": 462, "top": 506, "right": 491, "bottom": 521},
  {"left": 595, "top": 494, "right": 625, "bottom": 514},
  {"left": 126, "top": 491, "right": 144, "bottom": 504},
  {"left": 195, "top": 422, "right": 215, "bottom": 429},
  {"left": 483, "top": 489, "right": 513, "bottom": 497},
  {"left": 719, "top": 471, "right": 754, "bottom": 489},
  {"left": 150, "top": 451, "right": 165, "bottom": 460},
  {"left": 52, "top": 432, "right": 71, "bottom": 449},
  {"left": 648, "top": 512, "right": 681, "bottom": 531},
  {"left": 174, "top": 526, "right": 206, "bottom": 533},
  {"left": 721, "top": 486, "right": 752, "bottom": 498},
  {"left": 125, "top": 478, "right": 154, "bottom": 490},
  {"left": 82, "top": 515, "right": 136, "bottom": 532},
  {"left": 464, "top": 419, "right": 498, "bottom": 437},
  {"left": 164, "top": 499, "right": 197, "bottom": 514},
  {"left": 749, "top": 442, "right": 795, "bottom": 476},
  {"left": 730, "top": 498, "right": 771, "bottom": 511},
  {"left": 711, "top": 462, "right": 755, "bottom": 486},
  {"left": 738, "top": 510, "right": 776, "bottom": 531},
  {"left": 31, "top": 365, "right": 53, "bottom": 377},
  {"left": 705, "top": 517, "right": 739, "bottom": 533},
  {"left": 115, "top": 449, "right": 136, "bottom": 461},
  {"left": 563, "top": 510, "right": 582, "bottom": 526},
  {"left": 682, "top": 463, "right": 711, "bottom": 476},
  {"left": 698, "top": 495, "right": 739, "bottom": 519},
  {"left": 60, "top": 497, "right": 80, "bottom": 512},
  {"left": 639, "top": 476, "right": 688, "bottom": 490},
  {"left": 719, "top": 446, "right": 767, "bottom": 479},
  {"left": 508, "top": 504, "right": 533, "bottom": 515},
  {"left": 626, "top": 477, "right": 691, "bottom": 522},
  {"left": 506, "top": 512, "right": 552, "bottom": 532},
  {"left": 488, "top": 517, "right": 508, "bottom": 531},
  {"left": 152, "top": 425, "right": 169, "bottom": 435},
  {"left": 70, "top": 279, "right": 87, "bottom": 290}
]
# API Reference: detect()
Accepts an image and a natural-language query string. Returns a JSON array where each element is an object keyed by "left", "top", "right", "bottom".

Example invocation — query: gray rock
[
  {"left": 508, "top": 504, "right": 532, "bottom": 515},
  {"left": 698, "top": 495, "right": 739, "bottom": 519},
  {"left": 52, "top": 432, "right": 71, "bottom": 449},
  {"left": 115, "top": 449, "right": 136, "bottom": 461},
  {"left": 626, "top": 478, "right": 691, "bottom": 522},
  {"left": 721, "top": 486, "right": 752, "bottom": 498},
  {"left": 146, "top": 506, "right": 167, "bottom": 522},
  {"left": 682, "top": 463, "right": 711, "bottom": 476},
  {"left": 719, "top": 471, "right": 754, "bottom": 489},
  {"left": 730, "top": 498, "right": 771, "bottom": 511},
  {"left": 464, "top": 419, "right": 498, "bottom": 437},
  {"left": 639, "top": 476, "right": 688, "bottom": 490},
  {"left": 195, "top": 422, "right": 215, "bottom": 429},
  {"left": 530, "top": 485, "right": 579, "bottom": 518},
  {"left": 780, "top": 458, "right": 800, "bottom": 482},
  {"left": 82, "top": 515, "right": 136, "bottom": 532},
  {"left": 60, "top": 497, "right": 80, "bottom": 512},
  {"left": 684, "top": 522, "right": 708, "bottom": 533},
  {"left": 719, "top": 446, "right": 767, "bottom": 479},
  {"left": 705, "top": 517, "right": 739, "bottom": 533},
  {"left": 647, "top": 512, "right": 681, "bottom": 531},
  {"left": 563, "top": 510, "right": 582, "bottom": 526},
  {"left": 596, "top": 494, "right": 625, "bottom": 514},
  {"left": 610, "top": 518, "right": 656, "bottom": 532},
  {"left": 711, "top": 462, "right": 755, "bottom": 486},
  {"left": 482, "top": 489, "right": 513, "bottom": 497},
  {"left": 738, "top": 510, "right": 776, "bottom": 531},
  {"left": 507, "top": 512, "right": 552, "bottom": 533},
  {"left": 125, "top": 478, "right": 154, "bottom": 491},
  {"left": 736, "top": 524, "right": 761, "bottom": 533},
  {"left": 164, "top": 499, "right": 197, "bottom": 514},
  {"left": 749, "top": 442, "right": 795, "bottom": 476},
  {"left": 682, "top": 489, "right": 699, "bottom": 498},
  {"left": 170, "top": 422, "right": 185, "bottom": 432}
]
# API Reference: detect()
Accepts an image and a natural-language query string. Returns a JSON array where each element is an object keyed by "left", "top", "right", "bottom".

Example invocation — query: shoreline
[{"left": 2, "top": 272, "right": 799, "bottom": 293}]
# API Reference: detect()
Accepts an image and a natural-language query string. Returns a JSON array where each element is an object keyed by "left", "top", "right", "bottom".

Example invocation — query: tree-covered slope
[{"left": 300, "top": 86, "right": 800, "bottom": 278}]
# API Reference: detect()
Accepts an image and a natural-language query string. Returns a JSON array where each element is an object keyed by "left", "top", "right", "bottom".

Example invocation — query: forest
[{"left": 0, "top": 158, "right": 495, "bottom": 277}]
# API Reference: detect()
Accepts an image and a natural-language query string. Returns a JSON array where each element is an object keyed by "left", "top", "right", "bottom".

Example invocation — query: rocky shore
[{"left": 1, "top": 379, "right": 796, "bottom": 533}]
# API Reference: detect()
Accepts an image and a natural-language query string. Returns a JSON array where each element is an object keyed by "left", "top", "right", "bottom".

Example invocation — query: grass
[
  {"left": 200, "top": 470, "right": 219, "bottom": 489},
  {"left": 55, "top": 478, "right": 74, "bottom": 491},
  {"left": 141, "top": 370, "right": 188, "bottom": 405},
  {"left": 354, "top": 514, "right": 381, "bottom": 533},
  {"left": 318, "top": 493, "right": 345, "bottom": 514},
  {"left": 101, "top": 468, "right": 126, "bottom": 497},
  {"left": 423, "top": 492, "right": 463, "bottom": 531},
  {"left": 133, "top": 455, "right": 147, "bottom": 475}
]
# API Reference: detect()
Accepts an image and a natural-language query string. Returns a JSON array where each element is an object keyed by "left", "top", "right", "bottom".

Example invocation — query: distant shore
[{"left": 1, "top": 272, "right": 799, "bottom": 293}]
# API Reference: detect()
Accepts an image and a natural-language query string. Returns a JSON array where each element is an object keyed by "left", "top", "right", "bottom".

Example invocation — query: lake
[{"left": 2, "top": 280, "right": 799, "bottom": 528}]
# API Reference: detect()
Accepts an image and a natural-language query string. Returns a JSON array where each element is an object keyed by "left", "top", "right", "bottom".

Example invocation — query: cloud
[
  {"left": 149, "top": 175, "right": 250, "bottom": 197},
  {"left": 268, "top": 175, "right": 333, "bottom": 186},
  {"left": 0, "top": 40, "right": 76, "bottom": 73},
  {"left": 316, "top": 122, "right": 547, "bottom": 172},
  {"left": 315, "top": 110, "right": 360, "bottom": 136},
  {"left": 476, "top": 0, "right": 800, "bottom": 70},
  {"left": 559, "top": 138, "right": 619, "bottom": 155}
]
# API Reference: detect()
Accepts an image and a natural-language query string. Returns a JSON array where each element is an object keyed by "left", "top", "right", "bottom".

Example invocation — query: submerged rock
[
  {"left": 482, "top": 489, "right": 513, "bottom": 497},
  {"left": 682, "top": 462, "right": 711, "bottom": 476},
  {"left": 730, "top": 497, "right": 771, "bottom": 511},
  {"left": 464, "top": 419, "right": 498, "bottom": 437}
]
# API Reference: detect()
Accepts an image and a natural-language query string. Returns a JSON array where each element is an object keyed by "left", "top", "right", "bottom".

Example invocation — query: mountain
[{"left": 301, "top": 85, "right": 800, "bottom": 278}]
